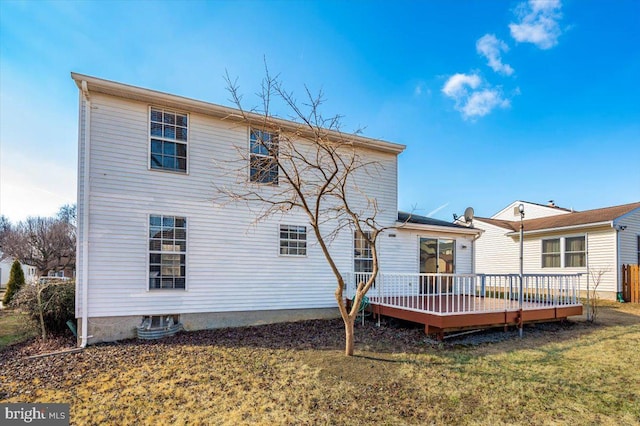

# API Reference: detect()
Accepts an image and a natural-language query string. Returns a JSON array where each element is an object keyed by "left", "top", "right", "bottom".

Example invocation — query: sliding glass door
[{"left": 419, "top": 238, "right": 455, "bottom": 294}]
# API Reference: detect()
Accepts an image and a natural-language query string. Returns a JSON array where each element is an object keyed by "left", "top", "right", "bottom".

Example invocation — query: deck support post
[{"left": 517, "top": 308, "right": 524, "bottom": 338}]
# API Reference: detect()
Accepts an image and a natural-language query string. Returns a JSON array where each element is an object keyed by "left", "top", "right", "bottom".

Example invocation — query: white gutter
[
  {"left": 395, "top": 222, "right": 483, "bottom": 236},
  {"left": 80, "top": 80, "right": 91, "bottom": 348}
]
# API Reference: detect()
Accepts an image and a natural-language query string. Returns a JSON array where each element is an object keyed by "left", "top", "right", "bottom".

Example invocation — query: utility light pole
[{"left": 518, "top": 203, "right": 525, "bottom": 338}]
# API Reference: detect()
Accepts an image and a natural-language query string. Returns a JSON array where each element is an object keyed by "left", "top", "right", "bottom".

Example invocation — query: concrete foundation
[{"left": 77, "top": 307, "right": 340, "bottom": 345}]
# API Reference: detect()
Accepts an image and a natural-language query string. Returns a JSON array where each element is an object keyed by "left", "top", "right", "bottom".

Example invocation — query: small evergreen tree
[{"left": 3, "top": 260, "right": 26, "bottom": 306}]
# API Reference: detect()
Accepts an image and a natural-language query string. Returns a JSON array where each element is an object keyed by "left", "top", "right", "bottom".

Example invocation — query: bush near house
[
  {"left": 2, "top": 260, "right": 25, "bottom": 306},
  {"left": 12, "top": 280, "right": 75, "bottom": 335}
]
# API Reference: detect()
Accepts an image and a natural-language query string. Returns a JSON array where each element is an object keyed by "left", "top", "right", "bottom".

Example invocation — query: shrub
[
  {"left": 13, "top": 279, "right": 75, "bottom": 336},
  {"left": 3, "top": 260, "right": 26, "bottom": 306}
]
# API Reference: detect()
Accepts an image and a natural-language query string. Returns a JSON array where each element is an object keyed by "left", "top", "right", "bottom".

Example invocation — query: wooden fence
[{"left": 622, "top": 264, "right": 640, "bottom": 303}]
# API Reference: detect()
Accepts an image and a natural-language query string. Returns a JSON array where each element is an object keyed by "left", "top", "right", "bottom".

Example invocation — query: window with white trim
[
  {"left": 565, "top": 236, "right": 586, "bottom": 267},
  {"left": 250, "top": 129, "right": 278, "bottom": 184},
  {"left": 150, "top": 108, "right": 188, "bottom": 173},
  {"left": 542, "top": 238, "right": 561, "bottom": 268},
  {"left": 149, "top": 215, "right": 186, "bottom": 289},
  {"left": 542, "top": 236, "right": 585, "bottom": 268},
  {"left": 354, "top": 231, "right": 373, "bottom": 273},
  {"left": 279, "top": 225, "right": 306, "bottom": 256}
]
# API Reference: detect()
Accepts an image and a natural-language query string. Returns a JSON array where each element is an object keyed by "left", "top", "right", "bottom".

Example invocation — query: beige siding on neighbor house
[
  {"left": 76, "top": 92, "right": 407, "bottom": 319},
  {"left": 519, "top": 227, "right": 617, "bottom": 293},
  {"left": 618, "top": 208, "right": 640, "bottom": 266},
  {"left": 474, "top": 220, "right": 519, "bottom": 274},
  {"left": 492, "top": 201, "right": 571, "bottom": 221},
  {"left": 474, "top": 219, "right": 619, "bottom": 294}
]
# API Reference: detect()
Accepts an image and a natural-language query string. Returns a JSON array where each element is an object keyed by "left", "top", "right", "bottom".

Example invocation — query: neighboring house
[
  {"left": 474, "top": 200, "right": 640, "bottom": 299},
  {"left": 0, "top": 254, "right": 38, "bottom": 287},
  {"left": 72, "top": 73, "right": 481, "bottom": 344}
]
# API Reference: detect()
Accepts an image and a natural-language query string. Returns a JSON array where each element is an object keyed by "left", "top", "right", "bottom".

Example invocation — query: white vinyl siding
[
  {"left": 474, "top": 220, "right": 520, "bottom": 274},
  {"left": 617, "top": 209, "right": 640, "bottom": 266},
  {"left": 492, "top": 201, "right": 572, "bottom": 221},
  {"left": 76, "top": 92, "right": 402, "bottom": 318}
]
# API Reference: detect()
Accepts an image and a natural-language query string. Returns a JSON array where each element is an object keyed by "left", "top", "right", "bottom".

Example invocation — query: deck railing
[{"left": 346, "top": 272, "right": 581, "bottom": 315}]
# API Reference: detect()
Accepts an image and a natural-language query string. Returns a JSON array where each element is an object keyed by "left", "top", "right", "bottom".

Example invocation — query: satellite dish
[{"left": 463, "top": 207, "right": 474, "bottom": 223}]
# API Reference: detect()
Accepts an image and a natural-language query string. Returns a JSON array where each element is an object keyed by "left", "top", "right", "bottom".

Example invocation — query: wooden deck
[{"left": 356, "top": 295, "right": 583, "bottom": 339}]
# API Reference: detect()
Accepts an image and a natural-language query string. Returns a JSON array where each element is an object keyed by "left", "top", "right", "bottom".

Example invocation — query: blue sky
[{"left": 1, "top": 0, "right": 639, "bottom": 223}]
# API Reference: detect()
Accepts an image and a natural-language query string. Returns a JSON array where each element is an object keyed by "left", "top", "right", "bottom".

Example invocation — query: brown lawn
[{"left": 1, "top": 301, "right": 639, "bottom": 425}]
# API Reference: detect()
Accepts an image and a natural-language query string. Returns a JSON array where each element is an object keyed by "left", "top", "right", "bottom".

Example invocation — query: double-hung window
[
  {"left": 542, "top": 236, "right": 585, "bottom": 268},
  {"left": 354, "top": 231, "right": 373, "bottom": 273},
  {"left": 565, "top": 236, "right": 586, "bottom": 267},
  {"left": 150, "top": 108, "right": 188, "bottom": 173},
  {"left": 541, "top": 239, "right": 561, "bottom": 268},
  {"left": 149, "top": 215, "right": 186, "bottom": 289},
  {"left": 250, "top": 129, "right": 278, "bottom": 184},
  {"left": 279, "top": 225, "right": 307, "bottom": 256}
]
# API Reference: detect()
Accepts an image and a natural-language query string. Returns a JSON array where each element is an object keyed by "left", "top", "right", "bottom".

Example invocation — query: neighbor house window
[
  {"left": 565, "top": 236, "right": 586, "bottom": 267},
  {"left": 542, "top": 236, "right": 585, "bottom": 268},
  {"left": 150, "top": 108, "right": 188, "bottom": 173},
  {"left": 279, "top": 225, "right": 306, "bottom": 256},
  {"left": 354, "top": 231, "right": 373, "bottom": 273},
  {"left": 149, "top": 215, "right": 186, "bottom": 289},
  {"left": 542, "top": 239, "right": 561, "bottom": 268},
  {"left": 637, "top": 235, "right": 640, "bottom": 264},
  {"left": 250, "top": 129, "right": 278, "bottom": 184}
]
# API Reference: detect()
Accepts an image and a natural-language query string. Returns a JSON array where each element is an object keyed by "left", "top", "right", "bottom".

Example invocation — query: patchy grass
[
  {"left": 0, "top": 309, "right": 37, "bottom": 348},
  {"left": 1, "top": 303, "right": 639, "bottom": 425}
]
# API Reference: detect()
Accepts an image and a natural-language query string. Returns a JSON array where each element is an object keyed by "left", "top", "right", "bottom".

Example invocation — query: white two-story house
[{"left": 72, "top": 73, "right": 481, "bottom": 344}]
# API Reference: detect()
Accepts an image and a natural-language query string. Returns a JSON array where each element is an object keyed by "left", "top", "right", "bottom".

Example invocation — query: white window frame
[
  {"left": 249, "top": 128, "right": 279, "bottom": 184},
  {"left": 541, "top": 238, "right": 561, "bottom": 268},
  {"left": 541, "top": 235, "right": 586, "bottom": 268},
  {"left": 354, "top": 231, "right": 373, "bottom": 273},
  {"left": 279, "top": 224, "right": 307, "bottom": 257},
  {"left": 148, "top": 214, "right": 187, "bottom": 290},
  {"left": 149, "top": 107, "right": 189, "bottom": 174}
]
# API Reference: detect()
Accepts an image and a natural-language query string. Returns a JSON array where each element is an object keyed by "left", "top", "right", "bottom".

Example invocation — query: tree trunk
[
  {"left": 344, "top": 316, "right": 355, "bottom": 356},
  {"left": 36, "top": 285, "right": 47, "bottom": 341}
]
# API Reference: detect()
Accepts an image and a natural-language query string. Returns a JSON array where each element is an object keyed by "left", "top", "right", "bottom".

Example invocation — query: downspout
[
  {"left": 613, "top": 222, "right": 620, "bottom": 299},
  {"left": 80, "top": 81, "right": 91, "bottom": 348}
]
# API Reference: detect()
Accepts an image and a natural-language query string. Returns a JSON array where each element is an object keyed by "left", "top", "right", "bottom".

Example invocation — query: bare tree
[
  {"left": 0, "top": 215, "right": 10, "bottom": 257},
  {"left": 587, "top": 267, "right": 608, "bottom": 323},
  {"left": 1, "top": 213, "right": 76, "bottom": 276},
  {"left": 217, "top": 68, "right": 396, "bottom": 356}
]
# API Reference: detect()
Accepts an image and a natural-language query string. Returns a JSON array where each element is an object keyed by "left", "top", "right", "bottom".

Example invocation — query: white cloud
[
  {"left": 509, "top": 0, "right": 563, "bottom": 49},
  {"left": 462, "top": 89, "right": 510, "bottom": 118},
  {"left": 441, "top": 73, "right": 510, "bottom": 120},
  {"left": 476, "top": 34, "right": 514, "bottom": 76},
  {"left": 442, "top": 73, "right": 481, "bottom": 98}
]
